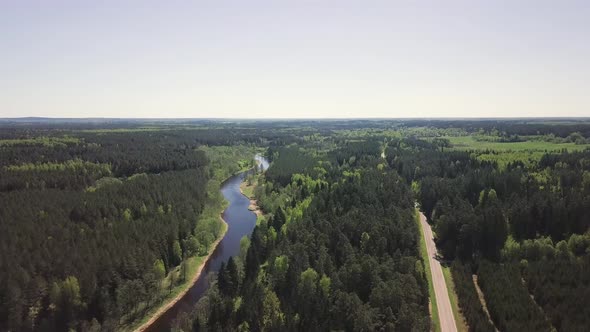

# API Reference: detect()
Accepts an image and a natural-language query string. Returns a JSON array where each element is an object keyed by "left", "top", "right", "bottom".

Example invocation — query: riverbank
[
  {"left": 132, "top": 215, "right": 228, "bottom": 332},
  {"left": 239, "top": 179, "right": 263, "bottom": 216},
  {"left": 132, "top": 154, "right": 268, "bottom": 331}
]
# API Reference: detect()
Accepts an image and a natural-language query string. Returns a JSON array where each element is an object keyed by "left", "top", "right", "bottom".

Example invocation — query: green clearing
[
  {"left": 416, "top": 209, "right": 441, "bottom": 332},
  {"left": 240, "top": 181, "right": 255, "bottom": 199},
  {"left": 444, "top": 136, "right": 590, "bottom": 169},
  {"left": 473, "top": 151, "right": 546, "bottom": 169},
  {"left": 445, "top": 136, "right": 590, "bottom": 152},
  {"left": 241, "top": 173, "right": 261, "bottom": 199},
  {"left": 198, "top": 145, "right": 261, "bottom": 181}
]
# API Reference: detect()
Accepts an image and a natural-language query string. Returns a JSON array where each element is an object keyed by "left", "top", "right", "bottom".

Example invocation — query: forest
[
  {"left": 0, "top": 126, "right": 266, "bottom": 331},
  {"left": 393, "top": 123, "right": 590, "bottom": 331},
  {"left": 1, "top": 118, "right": 589, "bottom": 331},
  {"left": 173, "top": 135, "right": 430, "bottom": 331}
]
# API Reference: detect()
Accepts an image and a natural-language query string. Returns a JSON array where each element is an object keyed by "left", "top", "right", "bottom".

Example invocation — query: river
[{"left": 144, "top": 154, "right": 269, "bottom": 331}]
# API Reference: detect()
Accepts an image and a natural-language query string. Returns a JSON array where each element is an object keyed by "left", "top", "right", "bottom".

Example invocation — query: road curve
[{"left": 419, "top": 212, "right": 458, "bottom": 332}]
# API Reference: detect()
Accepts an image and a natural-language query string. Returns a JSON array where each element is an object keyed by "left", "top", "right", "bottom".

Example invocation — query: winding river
[{"left": 145, "top": 155, "right": 269, "bottom": 331}]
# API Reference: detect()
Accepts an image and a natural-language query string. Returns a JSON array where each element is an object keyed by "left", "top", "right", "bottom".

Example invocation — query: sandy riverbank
[
  {"left": 239, "top": 182, "right": 263, "bottom": 216},
  {"left": 133, "top": 215, "right": 228, "bottom": 332}
]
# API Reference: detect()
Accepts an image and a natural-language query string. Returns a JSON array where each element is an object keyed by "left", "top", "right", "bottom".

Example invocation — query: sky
[{"left": 1, "top": 0, "right": 589, "bottom": 118}]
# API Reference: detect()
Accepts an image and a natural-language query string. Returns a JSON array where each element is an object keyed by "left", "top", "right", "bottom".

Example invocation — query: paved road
[{"left": 419, "top": 212, "right": 458, "bottom": 332}]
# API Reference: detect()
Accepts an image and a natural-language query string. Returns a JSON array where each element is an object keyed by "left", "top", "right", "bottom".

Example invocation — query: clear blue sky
[{"left": 1, "top": 0, "right": 589, "bottom": 118}]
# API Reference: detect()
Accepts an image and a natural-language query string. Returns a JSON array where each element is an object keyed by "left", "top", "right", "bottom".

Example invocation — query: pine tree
[{"left": 226, "top": 257, "right": 239, "bottom": 296}]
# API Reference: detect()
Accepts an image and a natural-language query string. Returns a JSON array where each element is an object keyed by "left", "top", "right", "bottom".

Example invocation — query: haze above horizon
[{"left": 1, "top": 1, "right": 589, "bottom": 118}]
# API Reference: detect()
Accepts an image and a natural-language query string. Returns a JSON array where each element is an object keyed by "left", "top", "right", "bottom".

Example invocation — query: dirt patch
[
  {"left": 248, "top": 199, "right": 263, "bottom": 216},
  {"left": 240, "top": 181, "right": 263, "bottom": 216}
]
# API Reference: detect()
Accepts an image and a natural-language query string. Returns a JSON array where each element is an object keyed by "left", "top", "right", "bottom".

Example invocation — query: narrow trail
[
  {"left": 472, "top": 275, "right": 499, "bottom": 331},
  {"left": 419, "top": 212, "right": 458, "bottom": 332}
]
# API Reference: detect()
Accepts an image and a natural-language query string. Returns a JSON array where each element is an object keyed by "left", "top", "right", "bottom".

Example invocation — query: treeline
[
  {"left": 265, "top": 146, "right": 318, "bottom": 186},
  {"left": 0, "top": 168, "right": 210, "bottom": 331},
  {"left": 403, "top": 146, "right": 590, "bottom": 260},
  {"left": 0, "top": 126, "right": 302, "bottom": 175},
  {"left": 526, "top": 257, "right": 590, "bottom": 331},
  {"left": 0, "top": 134, "right": 208, "bottom": 177},
  {"left": 450, "top": 262, "right": 495, "bottom": 332},
  {"left": 329, "top": 139, "right": 382, "bottom": 166},
  {"left": 199, "top": 145, "right": 258, "bottom": 181},
  {"left": 477, "top": 262, "right": 552, "bottom": 331},
  {"left": 399, "top": 119, "right": 590, "bottom": 138},
  {"left": 502, "top": 235, "right": 590, "bottom": 331},
  {"left": 0, "top": 160, "right": 112, "bottom": 191},
  {"left": 174, "top": 141, "right": 430, "bottom": 331}
]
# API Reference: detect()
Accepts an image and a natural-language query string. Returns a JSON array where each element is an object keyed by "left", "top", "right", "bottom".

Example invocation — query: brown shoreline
[
  {"left": 239, "top": 182, "right": 263, "bottom": 216},
  {"left": 133, "top": 215, "right": 228, "bottom": 332}
]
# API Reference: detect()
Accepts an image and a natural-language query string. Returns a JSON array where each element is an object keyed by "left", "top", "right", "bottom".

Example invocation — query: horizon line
[{"left": 2, "top": 116, "right": 590, "bottom": 121}]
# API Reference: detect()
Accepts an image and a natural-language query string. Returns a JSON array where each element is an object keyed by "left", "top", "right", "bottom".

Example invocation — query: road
[{"left": 419, "top": 212, "right": 458, "bottom": 332}]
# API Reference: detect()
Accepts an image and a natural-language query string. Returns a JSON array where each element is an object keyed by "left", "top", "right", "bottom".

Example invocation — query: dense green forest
[
  {"left": 385, "top": 123, "right": 590, "bottom": 331},
  {"left": 0, "top": 127, "right": 266, "bottom": 331},
  {"left": 1, "top": 119, "right": 589, "bottom": 331},
  {"left": 173, "top": 136, "right": 430, "bottom": 331}
]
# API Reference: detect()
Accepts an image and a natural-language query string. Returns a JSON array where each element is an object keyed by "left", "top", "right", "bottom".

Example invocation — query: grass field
[
  {"left": 240, "top": 176, "right": 257, "bottom": 199},
  {"left": 445, "top": 136, "right": 590, "bottom": 152},
  {"left": 416, "top": 209, "right": 441, "bottom": 332},
  {"left": 443, "top": 136, "right": 590, "bottom": 169}
]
